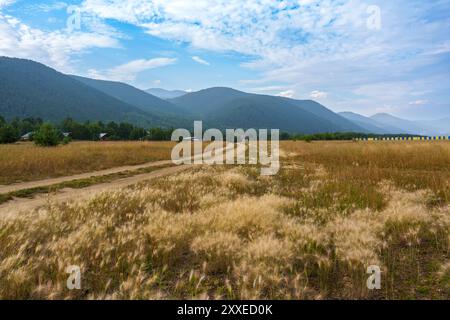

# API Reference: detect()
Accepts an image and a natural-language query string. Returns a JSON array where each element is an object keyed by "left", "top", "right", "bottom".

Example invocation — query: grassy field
[
  {"left": 0, "top": 141, "right": 176, "bottom": 185},
  {"left": 0, "top": 141, "right": 448, "bottom": 299}
]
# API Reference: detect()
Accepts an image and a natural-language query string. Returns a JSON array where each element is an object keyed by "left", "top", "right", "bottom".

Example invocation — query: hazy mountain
[
  {"left": 207, "top": 96, "right": 341, "bottom": 133},
  {"left": 146, "top": 88, "right": 187, "bottom": 100},
  {"left": 370, "top": 113, "right": 426, "bottom": 135},
  {"left": 0, "top": 57, "right": 173, "bottom": 127},
  {"left": 414, "top": 118, "right": 450, "bottom": 135},
  {"left": 6, "top": 57, "right": 442, "bottom": 135},
  {"left": 284, "top": 99, "right": 366, "bottom": 132},
  {"left": 341, "top": 111, "right": 449, "bottom": 135},
  {"left": 72, "top": 76, "right": 186, "bottom": 116},
  {"left": 169, "top": 87, "right": 246, "bottom": 116},
  {"left": 339, "top": 112, "right": 391, "bottom": 134},
  {"left": 170, "top": 87, "right": 366, "bottom": 133}
]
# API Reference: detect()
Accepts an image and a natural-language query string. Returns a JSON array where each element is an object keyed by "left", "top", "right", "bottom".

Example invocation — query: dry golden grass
[
  {"left": 281, "top": 141, "right": 450, "bottom": 209},
  {"left": 0, "top": 141, "right": 176, "bottom": 184},
  {"left": 0, "top": 141, "right": 448, "bottom": 300}
]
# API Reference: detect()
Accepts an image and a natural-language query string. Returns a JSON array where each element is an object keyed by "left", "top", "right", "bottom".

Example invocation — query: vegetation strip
[{"left": 0, "top": 163, "right": 174, "bottom": 205}]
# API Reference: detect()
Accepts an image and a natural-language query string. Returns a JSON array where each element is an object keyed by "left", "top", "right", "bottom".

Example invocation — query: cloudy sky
[{"left": 1, "top": 0, "right": 449, "bottom": 120}]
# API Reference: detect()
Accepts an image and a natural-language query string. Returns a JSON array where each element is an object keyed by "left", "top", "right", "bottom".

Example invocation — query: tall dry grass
[
  {"left": 281, "top": 141, "right": 450, "bottom": 209},
  {"left": 0, "top": 141, "right": 176, "bottom": 184},
  {"left": 0, "top": 140, "right": 448, "bottom": 300}
]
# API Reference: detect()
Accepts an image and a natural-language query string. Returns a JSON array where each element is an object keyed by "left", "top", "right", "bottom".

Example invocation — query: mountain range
[
  {"left": 0, "top": 57, "right": 448, "bottom": 135},
  {"left": 339, "top": 112, "right": 450, "bottom": 136},
  {"left": 168, "top": 87, "right": 365, "bottom": 133},
  {"left": 146, "top": 88, "right": 187, "bottom": 100}
]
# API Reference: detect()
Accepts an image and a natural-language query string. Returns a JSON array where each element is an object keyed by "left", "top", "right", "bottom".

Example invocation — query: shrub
[
  {"left": 34, "top": 123, "right": 61, "bottom": 147},
  {"left": 62, "top": 136, "right": 72, "bottom": 145},
  {"left": 0, "top": 124, "right": 19, "bottom": 144}
]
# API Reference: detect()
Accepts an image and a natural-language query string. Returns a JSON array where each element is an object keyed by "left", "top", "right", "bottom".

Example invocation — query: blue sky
[{"left": 1, "top": 0, "right": 449, "bottom": 120}]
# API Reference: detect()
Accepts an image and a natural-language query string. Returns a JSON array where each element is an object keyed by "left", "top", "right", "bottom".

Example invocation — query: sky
[{"left": 0, "top": 0, "right": 449, "bottom": 120}]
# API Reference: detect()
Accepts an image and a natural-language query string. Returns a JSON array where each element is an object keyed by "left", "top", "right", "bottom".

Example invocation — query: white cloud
[
  {"left": 192, "top": 56, "right": 210, "bottom": 66},
  {"left": 75, "top": 0, "right": 450, "bottom": 117},
  {"left": 1, "top": 0, "right": 449, "bottom": 117},
  {"left": 88, "top": 58, "right": 177, "bottom": 82},
  {"left": 0, "top": 0, "right": 15, "bottom": 9},
  {"left": 28, "top": 1, "right": 68, "bottom": 12},
  {"left": 409, "top": 100, "right": 428, "bottom": 105},
  {"left": 310, "top": 90, "right": 328, "bottom": 99},
  {"left": 0, "top": 13, "right": 119, "bottom": 72},
  {"left": 277, "top": 90, "right": 295, "bottom": 98}
]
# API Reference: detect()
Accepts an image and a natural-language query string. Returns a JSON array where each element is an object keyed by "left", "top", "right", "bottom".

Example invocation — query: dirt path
[
  {"left": 0, "top": 159, "right": 174, "bottom": 194},
  {"left": 0, "top": 143, "right": 234, "bottom": 195},
  {"left": 0, "top": 164, "right": 191, "bottom": 216},
  {"left": 0, "top": 143, "right": 236, "bottom": 216}
]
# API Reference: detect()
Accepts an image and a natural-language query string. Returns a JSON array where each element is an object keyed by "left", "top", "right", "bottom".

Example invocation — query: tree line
[
  {"left": 1, "top": 116, "right": 418, "bottom": 146},
  {"left": 0, "top": 117, "right": 175, "bottom": 146}
]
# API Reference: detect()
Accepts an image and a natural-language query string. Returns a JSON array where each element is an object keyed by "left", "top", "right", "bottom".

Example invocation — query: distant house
[
  {"left": 20, "top": 132, "right": 34, "bottom": 141},
  {"left": 99, "top": 133, "right": 109, "bottom": 141},
  {"left": 62, "top": 132, "right": 71, "bottom": 138}
]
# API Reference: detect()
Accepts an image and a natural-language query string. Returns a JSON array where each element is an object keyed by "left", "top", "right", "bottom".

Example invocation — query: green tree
[
  {"left": 0, "top": 124, "right": 19, "bottom": 144},
  {"left": 130, "top": 127, "right": 147, "bottom": 140},
  {"left": 118, "top": 122, "right": 134, "bottom": 140},
  {"left": 147, "top": 127, "right": 172, "bottom": 141},
  {"left": 34, "top": 123, "right": 61, "bottom": 147}
]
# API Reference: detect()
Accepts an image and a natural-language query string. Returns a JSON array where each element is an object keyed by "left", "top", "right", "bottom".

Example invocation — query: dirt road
[
  {"left": 0, "top": 160, "right": 174, "bottom": 194},
  {"left": 0, "top": 143, "right": 235, "bottom": 216},
  {"left": 0, "top": 164, "right": 191, "bottom": 216}
]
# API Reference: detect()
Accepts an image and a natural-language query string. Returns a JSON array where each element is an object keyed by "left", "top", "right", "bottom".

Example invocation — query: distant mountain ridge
[
  {"left": 339, "top": 112, "right": 398, "bottom": 134},
  {"left": 282, "top": 99, "right": 363, "bottom": 132},
  {"left": 0, "top": 57, "right": 170, "bottom": 127},
  {"left": 370, "top": 113, "right": 425, "bottom": 135},
  {"left": 415, "top": 118, "right": 450, "bottom": 135},
  {"left": 169, "top": 87, "right": 367, "bottom": 133},
  {"left": 340, "top": 111, "right": 450, "bottom": 135},
  {"left": 72, "top": 76, "right": 185, "bottom": 116},
  {"left": 146, "top": 88, "right": 187, "bottom": 99},
  {"left": 71, "top": 76, "right": 190, "bottom": 127},
  {"left": 1, "top": 57, "right": 447, "bottom": 134}
]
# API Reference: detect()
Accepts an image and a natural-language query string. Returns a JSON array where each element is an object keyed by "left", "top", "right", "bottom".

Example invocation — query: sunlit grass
[
  {"left": 0, "top": 141, "right": 448, "bottom": 300},
  {"left": 0, "top": 141, "right": 176, "bottom": 184}
]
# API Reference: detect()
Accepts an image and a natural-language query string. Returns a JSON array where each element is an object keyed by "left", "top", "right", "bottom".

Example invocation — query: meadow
[
  {"left": 0, "top": 141, "right": 176, "bottom": 185},
  {"left": 0, "top": 141, "right": 448, "bottom": 299}
]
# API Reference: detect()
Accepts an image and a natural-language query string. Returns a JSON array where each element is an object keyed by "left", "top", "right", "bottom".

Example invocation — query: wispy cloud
[
  {"left": 28, "top": 1, "right": 67, "bottom": 12},
  {"left": 409, "top": 100, "right": 428, "bottom": 105},
  {"left": 0, "top": 0, "right": 15, "bottom": 9},
  {"left": 1, "top": 0, "right": 449, "bottom": 117},
  {"left": 75, "top": 0, "right": 447, "bottom": 117},
  {"left": 310, "top": 90, "right": 328, "bottom": 99},
  {"left": 192, "top": 56, "right": 210, "bottom": 66},
  {"left": 277, "top": 90, "right": 295, "bottom": 98},
  {"left": 88, "top": 58, "right": 177, "bottom": 82},
  {"left": 0, "top": 12, "right": 119, "bottom": 72}
]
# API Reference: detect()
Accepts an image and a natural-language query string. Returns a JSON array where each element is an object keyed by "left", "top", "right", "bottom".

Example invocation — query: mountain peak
[
  {"left": 145, "top": 88, "right": 187, "bottom": 100},
  {"left": 71, "top": 76, "right": 186, "bottom": 117},
  {"left": 372, "top": 112, "right": 391, "bottom": 116}
]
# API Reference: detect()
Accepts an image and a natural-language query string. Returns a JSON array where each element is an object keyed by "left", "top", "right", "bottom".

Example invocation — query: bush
[
  {"left": 34, "top": 123, "right": 61, "bottom": 147},
  {"left": 0, "top": 125, "right": 19, "bottom": 144},
  {"left": 62, "top": 136, "right": 72, "bottom": 145}
]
